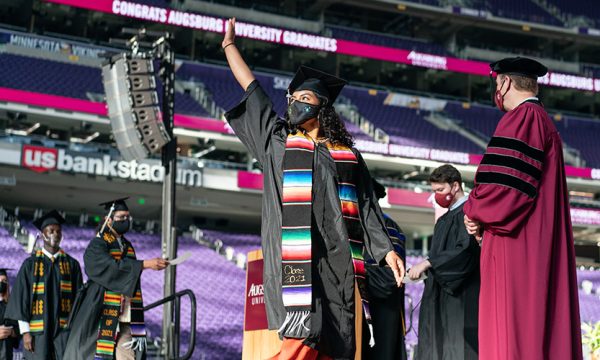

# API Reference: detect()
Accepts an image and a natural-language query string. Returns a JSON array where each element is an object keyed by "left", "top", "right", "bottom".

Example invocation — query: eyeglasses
[{"left": 113, "top": 215, "right": 132, "bottom": 221}]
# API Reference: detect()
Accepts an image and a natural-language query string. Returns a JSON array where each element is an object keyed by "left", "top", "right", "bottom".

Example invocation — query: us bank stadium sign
[{"left": 19, "top": 144, "right": 203, "bottom": 187}]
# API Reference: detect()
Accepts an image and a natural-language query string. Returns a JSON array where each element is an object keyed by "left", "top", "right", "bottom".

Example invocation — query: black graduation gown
[
  {"left": 5, "top": 251, "right": 83, "bottom": 360},
  {"left": 363, "top": 216, "right": 407, "bottom": 360},
  {"left": 225, "top": 80, "right": 393, "bottom": 359},
  {"left": 0, "top": 301, "right": 18, "bottom": 360},
  {"left": 415, "top": 202, "right": 480, "bottom": 360},
  {"left": 63, "top": 235, "right": 144, "bottom": 360}
]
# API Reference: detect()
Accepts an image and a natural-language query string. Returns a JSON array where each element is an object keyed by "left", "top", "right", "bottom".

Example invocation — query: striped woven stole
[
  {"left": 328, "top": 143, "right": 375, "bottom": 345},
  {"left": 94, "top": 232, "right": 146, "bottom": 359},
  {"left": 279, "top": 132, "right": 315, "bottom": 336},
  {"left": 279, "top": 132, "right": 375, "bottom": 344},
  {"left": 30, "top": 249, "right": 73, "bottom": 333}
]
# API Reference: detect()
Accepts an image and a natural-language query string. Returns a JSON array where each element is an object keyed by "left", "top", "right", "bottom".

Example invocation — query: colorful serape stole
[
  {"left": 30, "top": 249, "right": 73, "bottom": 333},
  {"left": 279, "top": 132, "right": 315, "bottom": 337},
  {"left": 94, "top": 232, "right": 146, "bottom": 359},
  {"left": 327, "top": 142, "right": 376, "bottom": 346},
  {"left": 278, "top": 131, "right": 376, "bottom": 345}
]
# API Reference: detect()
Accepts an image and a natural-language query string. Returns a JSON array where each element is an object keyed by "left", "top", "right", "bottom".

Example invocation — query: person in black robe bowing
[
  {"left": 408, "top": 165, "right": 480, "bottom": 360},
  {"left": 222, "top": 17, "right": 405, "bottom": 360},
  {"left": 63, "top": 198, "right": 168, "bottom": 360},
  {"left": 0, "top": 268, "right": 19, "bottom": 360},
  {"left": 5, "top": 210, "right": 83, "bottom": 360}
]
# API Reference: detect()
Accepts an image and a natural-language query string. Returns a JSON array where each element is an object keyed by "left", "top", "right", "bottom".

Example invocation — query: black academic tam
[{"left": 490, "top": 57, "right": 548, "bottom": 79}]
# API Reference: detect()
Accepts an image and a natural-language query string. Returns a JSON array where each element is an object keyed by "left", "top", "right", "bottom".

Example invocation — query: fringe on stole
[{"left": 277, "top": 310, "right": 311, "bottom": 339}]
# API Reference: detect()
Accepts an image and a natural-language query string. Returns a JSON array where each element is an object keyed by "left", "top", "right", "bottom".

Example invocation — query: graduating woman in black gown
[{"left": 222, "top": 17, "right": 405, "bottom": 360}]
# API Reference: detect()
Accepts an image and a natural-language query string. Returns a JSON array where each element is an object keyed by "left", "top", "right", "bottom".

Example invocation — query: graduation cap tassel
[
  {"left": 368, "top": 323, "right": 375, "bottom": 347},
  {"left": 97, "top": 203, "right": 116, "bottom": 237}
]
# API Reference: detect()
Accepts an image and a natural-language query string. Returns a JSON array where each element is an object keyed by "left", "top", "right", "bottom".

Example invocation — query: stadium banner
[
  {"left": 0, "top": 29, "right": 106, "bottom": 58},
  {"left": 387, "top": 188, "right": 431, "bottom": 208},
  {"left": 235, "top": 169, "right": 600, "bottom": 227},
  {"left": 41, "top": 0, "right": 600, "bottom": 92},
  {"left": 15, "top": 144, "right": 204, "bottom": 187},
  {"left": 354, "top": 139, "right": 472, "bottom": 164}
]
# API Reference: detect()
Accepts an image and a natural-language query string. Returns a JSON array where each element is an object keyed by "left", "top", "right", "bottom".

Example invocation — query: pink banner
[
  {"left": 0, "top": 87, "right": 107, "bottom": 115},
  {"left": 387, "top": 188, "right": 431, "bottom": 208},
  {"left": 42, "top": 0, "right": 600, "bottom": 92},
  {"left": 174, "top": 114, "right": 231, "bottom": 134},
  {"left": 237, "top": 171, "right": 263, "bottom": 190},
  {"left": 565, "top": 166, "right": 592, "bottom": 179},
  {"left": 336, "top": 40, "right": 489, "bottom": 76}
]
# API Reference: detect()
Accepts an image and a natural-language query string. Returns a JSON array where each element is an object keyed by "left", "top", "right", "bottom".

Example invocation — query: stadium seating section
[{"left": 2, "top": 225, "right": 598, "bottom": 359}]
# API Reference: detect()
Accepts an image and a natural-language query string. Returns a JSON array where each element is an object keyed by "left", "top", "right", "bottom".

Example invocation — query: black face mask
[
  {"left": 111, "top": 219, "right": 131, "bottom": 235},
  {"left": 0, "top": 282, "right": 6, "bottom": 294},
  {"left": 287, "top": 100, "right": 321, "bottom": 126}
]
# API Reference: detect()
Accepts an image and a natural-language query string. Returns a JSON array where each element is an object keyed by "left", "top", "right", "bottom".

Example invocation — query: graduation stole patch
[
  {"left": 279, "top": 132, "right": 373, "bottom": 341},
  {"left": 30, "top": 249, "right": 73, "bottom": 333},
  {"left": 94, "top": 232, "right": 146, "bottom": 359}
]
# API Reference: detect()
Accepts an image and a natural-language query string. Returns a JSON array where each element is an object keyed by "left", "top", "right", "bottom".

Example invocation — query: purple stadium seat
[{"left": 342, "top": 87, "right": 482, "bottom": 153}]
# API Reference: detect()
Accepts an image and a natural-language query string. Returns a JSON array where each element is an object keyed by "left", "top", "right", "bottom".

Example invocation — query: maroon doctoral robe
[{"left": 463, "top": 99, "right": 582, "bottom": 360}]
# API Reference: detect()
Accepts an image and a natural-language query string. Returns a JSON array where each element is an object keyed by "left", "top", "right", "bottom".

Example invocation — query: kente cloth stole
[
  {"left": 279, "top": 132, "right": 374, "bottom": 344},
  {"left": 30, "top": 249, "right": 73, "bottom": 333},
  {"left": 94, "top": 232, "right": 146, "bottom": 359}
]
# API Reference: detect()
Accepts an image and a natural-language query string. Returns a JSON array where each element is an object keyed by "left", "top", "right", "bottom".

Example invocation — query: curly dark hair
[
  {"left": 318, "top": 105, "right": 354, "bottom": 148},
  {"left": 283, "top": 98, "right": 354, "bottom": 148}
]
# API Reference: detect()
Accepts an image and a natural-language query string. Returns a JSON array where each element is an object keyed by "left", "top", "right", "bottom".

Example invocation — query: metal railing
[{"left": 144, "top": 289, "right": 197, "bottom": 360}]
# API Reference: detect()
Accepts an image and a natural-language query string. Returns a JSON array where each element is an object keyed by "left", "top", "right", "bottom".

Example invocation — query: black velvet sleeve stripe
[
  {"left": 487, "top": 137, "right": 544, "bottom": 163},
  {"left": 476, "top": 172, "right": 537, "bottom": 198},
  {"left": 480, "top": 153, "right": 542, "bottom": 181}
]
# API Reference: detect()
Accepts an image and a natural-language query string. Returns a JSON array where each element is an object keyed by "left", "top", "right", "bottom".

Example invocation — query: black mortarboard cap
[
  {"left": 288, "top": 66, "right": 347, "bottom": 104},
  {"left": 490, "top": 57, "right": 548, "bottom": 79},
  {"left": 99, "top": 197, "right": 130, "bottom": 212},
  {"left": 32, "top": 210, "right": 65, "bottom": 231},
  {"left": 372, "top": 179, "right": 387, "bottom": 200}
]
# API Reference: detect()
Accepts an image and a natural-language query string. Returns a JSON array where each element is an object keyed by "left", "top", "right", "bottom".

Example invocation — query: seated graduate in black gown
[
  {"left": 6, "top": 210, "right": 83, "bottom": 360},
  {"left": 64, "top": 198, "right": 168, "bottom": 360},
  {"left": 408, "top": 164, "right": 480, "bottom": 360},
  {"left": 0, "top": 268, "right": 19, "bottom": 360}
]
